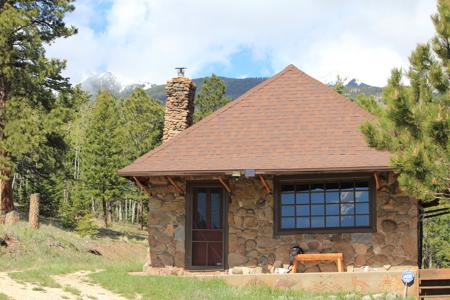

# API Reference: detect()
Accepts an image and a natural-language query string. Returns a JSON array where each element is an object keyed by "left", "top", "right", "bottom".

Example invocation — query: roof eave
[{"left": 118, "top": 166, "right": 393, "bottom": 178}]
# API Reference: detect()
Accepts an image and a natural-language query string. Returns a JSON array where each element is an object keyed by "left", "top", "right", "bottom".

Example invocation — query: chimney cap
[{"left": 175, "top": 67, "right": 187, "bottom": 77}]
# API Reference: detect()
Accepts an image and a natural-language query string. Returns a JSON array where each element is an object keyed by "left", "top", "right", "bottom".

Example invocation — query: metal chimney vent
[{"left": 175, "top": 67, "right": 187, "bottom": 77}]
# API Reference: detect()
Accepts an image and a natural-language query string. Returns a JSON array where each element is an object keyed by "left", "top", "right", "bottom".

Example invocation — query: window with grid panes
[{"left": 278, "top": 181, "right": 372, "bottom": 231}]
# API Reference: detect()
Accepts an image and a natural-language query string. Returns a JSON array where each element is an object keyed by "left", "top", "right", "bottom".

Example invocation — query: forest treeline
[{"left": 10, "top": 77, "right": 228, "bottom": 233}]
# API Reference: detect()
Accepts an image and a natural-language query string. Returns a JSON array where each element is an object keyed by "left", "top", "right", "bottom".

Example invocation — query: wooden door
[{"left": 191, "top": 188, "right": 224, "bottom": 268}]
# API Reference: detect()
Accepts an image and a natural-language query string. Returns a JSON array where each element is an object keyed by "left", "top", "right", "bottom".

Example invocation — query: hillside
[{"left": 145, "top": 76, "right": 267, "bottom": 101}]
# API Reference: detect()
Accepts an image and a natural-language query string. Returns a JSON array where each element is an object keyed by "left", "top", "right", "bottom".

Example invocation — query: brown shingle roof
[{"left": 119, "top": 65, "right": 390, "bottom": 177}]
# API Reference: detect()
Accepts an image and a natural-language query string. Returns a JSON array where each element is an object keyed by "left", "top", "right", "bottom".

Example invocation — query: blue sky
[{"left": 47, "top": 0, "right": 436, "bottom": 86}]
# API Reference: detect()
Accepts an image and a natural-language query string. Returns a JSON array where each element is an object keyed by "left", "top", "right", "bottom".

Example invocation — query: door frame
[{"left": 185, "top": 181, "right": 229, "bottom": 270}]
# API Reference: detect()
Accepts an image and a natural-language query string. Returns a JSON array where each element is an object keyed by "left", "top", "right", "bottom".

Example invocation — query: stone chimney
[{"left": 162, "top": 71, "right": 196, "bottom": 143}]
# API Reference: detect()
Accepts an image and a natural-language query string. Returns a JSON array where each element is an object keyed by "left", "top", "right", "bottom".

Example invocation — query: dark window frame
[{"left": 273, "top": 173, "right": 377, "bottom": 235}]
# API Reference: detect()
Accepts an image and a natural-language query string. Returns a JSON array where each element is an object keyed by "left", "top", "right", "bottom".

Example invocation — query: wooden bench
[{"left": 292, "top": 253, "right": 344, "bottom": 273}]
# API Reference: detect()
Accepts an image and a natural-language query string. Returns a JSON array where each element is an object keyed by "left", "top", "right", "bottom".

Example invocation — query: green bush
[{"left": 75, "top": 214, "right": 98, "bottom": 237}]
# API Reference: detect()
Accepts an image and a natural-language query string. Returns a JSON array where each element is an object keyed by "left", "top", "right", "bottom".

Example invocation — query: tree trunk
[
  {"left": 125, "top": 199, "right": 128, "bottom": 222},
  {"left": 140, "top": 199, "right": 144, "bottom": 230},
  {"left": 29, "top": 193, "right": 40, "bottom": 229},
  {"left": 102, "top": 199, "right": 108, "bottom": 227},
  {"left": 0, "top": 175, "right": 14, "bottom": 217},
  {"left": 107, "top": 201, "right": 112, "bottom": 225},
  {"left": 131, "top": 201, "right": 135, "bottom": 223},
  {"left": 0, "top": 64, "right": 13, "bottom": 220},
  {"left": 91, "top": 196, "right": 96, "bottom": 215},
  {"left": 119, "top": 201, "right": 122, "bottom": 222}
]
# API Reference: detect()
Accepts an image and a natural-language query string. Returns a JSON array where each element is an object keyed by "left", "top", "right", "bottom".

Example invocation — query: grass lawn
[
  {"left": 0, "top": 221, "right": 388, "bottom": 300},
  {"left": 0, "top": 293, "right": 9, "bottom": 300},
  {"left": 91, "top": 265, "right": 350, "bottom": 300}
]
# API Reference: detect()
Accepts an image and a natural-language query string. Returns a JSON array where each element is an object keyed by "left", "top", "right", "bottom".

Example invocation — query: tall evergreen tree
[
  {"left": 194, "top": 74, "right": 230, "bottom": 122},
  {"left": 119, "top": 88, "right": 164, "bottom": 160},
  {"left": 0, "top": 0, "right": 76, "bottom": 217},
  {"left": 118, "top": 88, "right": 164, "bottom": 227},
  {"left": 13, "top": 85, "right": 90, "bottom": 216},
  {"left": 81, "top": 91, "right": 124, "bottom": 227},
  {"left": 358, "top": 0, "right": 449, "bottom": 204}
]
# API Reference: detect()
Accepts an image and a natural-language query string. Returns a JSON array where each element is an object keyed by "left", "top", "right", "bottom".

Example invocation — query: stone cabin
[{"left": 119, "top": 65, "right": 418, "bottom": 273}]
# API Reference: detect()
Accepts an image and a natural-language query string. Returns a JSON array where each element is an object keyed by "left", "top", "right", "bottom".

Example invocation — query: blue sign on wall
[{"left": 401, "top": 270, "right": 415, "bottom": 284}]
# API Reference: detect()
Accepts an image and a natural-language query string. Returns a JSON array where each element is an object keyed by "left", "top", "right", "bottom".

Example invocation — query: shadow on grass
[{"left": 96, "top": 227, "right": 146, "bottom": 241}]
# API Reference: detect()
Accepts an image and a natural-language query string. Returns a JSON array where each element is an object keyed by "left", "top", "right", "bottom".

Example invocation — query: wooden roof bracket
[
  {"left": 259, "top": 175, "right": 272, "bottom": 194},
  {"left": 374, "top": 172, "right": 381, "bottom": 190},
  {"left": 165, "top": 176, "right": 184, "bottom": 195},
  {"left": 132, "top": 176, "right": 152, "bottom": 197},
  {"left": 218, "top": 177, "right": 232, "bottom": 193}
]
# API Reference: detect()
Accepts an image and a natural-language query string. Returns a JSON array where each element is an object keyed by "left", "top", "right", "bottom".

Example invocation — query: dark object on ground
[
  {"left": 88, "top": 248, "right": 102, "bottom": 256},
  {"left": 0, "top": 234, "right": 18, "bottom": 248},
  {"left": 48, "top": 240, "right": 65, "bottom": 249}
]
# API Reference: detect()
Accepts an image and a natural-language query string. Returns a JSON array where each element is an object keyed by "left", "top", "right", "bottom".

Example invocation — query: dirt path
[
  {"left": 0, "top": 271, "right": 128, "bottom": 300},
  {"left": 53, "top": 270, "right": 128, "bottom": 300},
  {"left": 0, "top": 272, "right": 76, "bottom": 300}
]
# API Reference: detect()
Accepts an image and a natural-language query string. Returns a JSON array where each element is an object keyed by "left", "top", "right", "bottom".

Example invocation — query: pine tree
[
  {"left": 333, "top": 75, "right": 346, "bottom": 95},
  {"left": 118, "top": 88, "right": 164, "bottom": 227},
  {"left": 119, "top": 88, "right": 164, "bottom": 160},
  {"left": 358, "top": 0, "right": 449, "bottom": 204},
  {"left": 194, "top": 74, "right": 230, "bottom": 122},
  {"left": 80, "top": 91, "right": 124, "bottom": 227},
  {"left": 0, "top": 1, "right": 76, "bottom": 217}
]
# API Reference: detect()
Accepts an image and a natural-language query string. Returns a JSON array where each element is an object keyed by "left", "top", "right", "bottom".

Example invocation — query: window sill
[{"left": 275, "top": 226, "right": 376, "bottom": 235}]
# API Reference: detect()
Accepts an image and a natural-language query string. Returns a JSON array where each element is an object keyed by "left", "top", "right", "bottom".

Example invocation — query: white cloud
[{"left": 46, "top": 0, "right": 436, "bottom": 86}]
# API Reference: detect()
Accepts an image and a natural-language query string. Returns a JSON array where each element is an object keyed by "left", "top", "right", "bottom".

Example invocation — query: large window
[{"left": 275, "top": 177, "right": 374, "bottom": 233}]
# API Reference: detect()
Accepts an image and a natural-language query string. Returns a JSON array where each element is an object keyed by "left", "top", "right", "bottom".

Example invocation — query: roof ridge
[
  {"left": 130, "top": 64, "right": 296, "bottom": 165},
  {"left": 287, "top": 65, "right": 374, "bottom": 117}
]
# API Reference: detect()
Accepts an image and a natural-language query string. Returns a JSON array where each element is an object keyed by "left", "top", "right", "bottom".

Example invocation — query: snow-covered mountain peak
[{"left": 80, "top": 72, "right": 155, "bottom": 98}]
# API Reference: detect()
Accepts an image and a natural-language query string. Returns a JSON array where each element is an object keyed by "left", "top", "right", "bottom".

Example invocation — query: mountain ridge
[{"left": 79, "top": 73, "right": 382, "bottom": 101}]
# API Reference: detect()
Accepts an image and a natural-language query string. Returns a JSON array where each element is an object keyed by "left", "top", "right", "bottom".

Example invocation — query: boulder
[
  {"left": 353, "top": 243, "right": 368, "bottom": 255},
  {"left": 5, "top": 211, "right": 19, "bottom": 224},
  {"left": 243, "top": 216, "right": 257, "bottom": 228},
  {"left": 245, "top": 239, "right": 257, "bottom": 251},
  {"left": 258, "top": 255, "right": 268, "bottom": 266},
  {"left": 354, "top": 255, "right": 366, "bottom": 266},
  {"left": 307, "top": 240, "right": 320, "bottom": 250},
  {"left": 229, "top": 253, "right": 246, "bottom": 266},
  {"left": 229, "top": 267, "right": 243, "bottom": 274},
  {"left": 381, "top": 220, "right": 397, "bottom": 232},
  {"left": 159, "top": 252, "right": 174, "bottom": 266}
]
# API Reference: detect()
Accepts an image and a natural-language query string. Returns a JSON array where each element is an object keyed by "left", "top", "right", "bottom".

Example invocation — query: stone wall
[
  {"left": 145, "top": 173, "right": 418, "bottom": 272},
  {"left": 162, "top": 77, "right": 196, "bottom": 143},
  {"left": 147, "top": 177, "right": 187, "bottom": 268}
]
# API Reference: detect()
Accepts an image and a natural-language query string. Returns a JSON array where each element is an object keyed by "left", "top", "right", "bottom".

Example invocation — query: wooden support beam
[
  {"left": 374, "top": 172, "right": 381, "bottom": 190},
  {"left": 259, "top": 175, "right": 272, "bottom": 194},
  {"left": 133, "top": 177, "right": 152, "bottom": 197},
  {"left": 218, "top": 177, "right": 231, "bottom": 193},
  {"left": 165, "top": 176, "right": 184, "bottom": 195}
]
